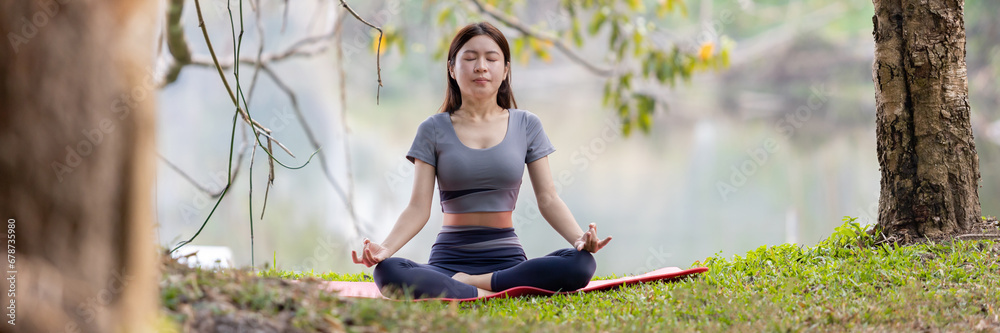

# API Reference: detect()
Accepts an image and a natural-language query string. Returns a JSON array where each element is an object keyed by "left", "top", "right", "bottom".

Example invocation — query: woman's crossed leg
[{"left": 375, "top": 248, "right": 595, "bottom": 299}]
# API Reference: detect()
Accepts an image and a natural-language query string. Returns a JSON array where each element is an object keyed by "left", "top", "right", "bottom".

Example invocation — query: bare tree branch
[
  {"left": 338, "top": 0, "right": 381, "bottom": 31},
  {"left": 335, "top": 6, "right": 364, "bottom": 240},
  {"left": 338, "top": 0, "right": 383, "bottom": 104},
  {"left": 167, "top": 0, "right": 381, "bottom": 90},
  {"left": 160, "top": 156, "right": 226, "bottom": 197},
  {"left": 248, "top": 133, "right": 258, "bottom": 268},
  {"left": 165, "top": 0, "right": 192, "bottom": 84},
  {"left": 466, "top": 0, "right": 615, "bottom": 77},
  {"left": 159, "top": 124, "right": 251, "bottom": 198},
  {"left": 165, "top": 0, "right": 388, "bottom": 244},
  {"left": 282, "top": 0, "right": 290, "bottom": 33},
  {"left": 186, "top": 47, "right": 366, "bottom": 236},
  {"left": 191, "top": 32, "right": 337, "bottom": 68},
  {"left": 245, "top": 0, "right": 266, "bottom": 105},
  {"left": 258, "top": 64, "right": 361, "bottom": 229},
  {"left": 250, "top": 0, "right": 273, "bottom": 220},
  {"left": 262, "top": 138, "right": 275, "bottom": 219},
  {"left": 192, "top": 0, "right": 239, "bottom": 108},
  {"left": 191, "top": 0, "right": 297, "bottom": 166}
]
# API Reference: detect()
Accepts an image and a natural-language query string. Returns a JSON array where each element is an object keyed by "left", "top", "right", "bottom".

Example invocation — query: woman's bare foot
[
  {"left": 476, "top": 288, "right": 497, "bottom": 297},
  {"left": 452, "top": 272, "right": 494, "bottom": 291}
]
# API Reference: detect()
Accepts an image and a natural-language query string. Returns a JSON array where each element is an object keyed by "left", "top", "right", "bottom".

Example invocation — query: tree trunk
[
  {"left": 872, "top": 0, "right": 981, "bottom": 239},
  {"left": 0, "top": 1, "right": 158, "bottom": 332}
]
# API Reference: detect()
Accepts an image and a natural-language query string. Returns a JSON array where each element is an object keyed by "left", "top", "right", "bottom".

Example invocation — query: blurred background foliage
[{"left": 155, "top": 0, "right": 1000, "bottom": 276}]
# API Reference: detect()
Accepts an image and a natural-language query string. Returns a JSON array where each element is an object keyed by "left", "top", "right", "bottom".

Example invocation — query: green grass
[{"left": 162, "top": 217, "right": 1000, "bottom": 331}]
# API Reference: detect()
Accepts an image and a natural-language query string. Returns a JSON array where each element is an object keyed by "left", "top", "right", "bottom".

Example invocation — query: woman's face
[{"left": 451, "top": 35, "right": 509, "bottom": 103}]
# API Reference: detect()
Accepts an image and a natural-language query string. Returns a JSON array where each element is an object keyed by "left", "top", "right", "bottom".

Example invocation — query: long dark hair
[{"left": 439, "top": 22, "right": 517, "bottom": 114}]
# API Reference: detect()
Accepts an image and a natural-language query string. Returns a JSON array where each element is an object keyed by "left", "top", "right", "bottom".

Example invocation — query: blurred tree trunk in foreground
[
  {"left": 872, "top": 0, "right": 982, "bottom": 239},
  {"left": 0, "top": 0, "right": 158, "bottom": 332}
]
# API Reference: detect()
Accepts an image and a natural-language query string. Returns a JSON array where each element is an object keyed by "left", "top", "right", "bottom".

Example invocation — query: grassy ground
[{"left": 160, "top": 217, "right": 1000, "bottom": 332}]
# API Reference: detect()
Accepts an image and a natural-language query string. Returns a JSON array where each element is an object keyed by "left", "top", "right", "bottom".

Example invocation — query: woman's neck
[{"left": 457, "top": 97, "right": 502, "bottom": 120}]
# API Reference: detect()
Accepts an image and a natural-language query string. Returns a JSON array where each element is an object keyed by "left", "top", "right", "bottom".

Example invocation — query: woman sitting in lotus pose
[{"left": 352, "top": 22, "right": 612, "bottom": 299}]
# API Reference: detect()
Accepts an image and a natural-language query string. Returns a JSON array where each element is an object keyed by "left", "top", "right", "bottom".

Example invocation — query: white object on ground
[{"left": 172, "top": 245, "right": 234, "bottom": 269}]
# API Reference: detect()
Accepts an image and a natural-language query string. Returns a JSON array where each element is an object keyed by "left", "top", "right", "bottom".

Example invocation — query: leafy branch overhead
[
  {"left": 379, "top": 0, "right": 731, "bottom": 136},
  {"left": 160, "top": 0, "right": 375, "bottom": 262}
]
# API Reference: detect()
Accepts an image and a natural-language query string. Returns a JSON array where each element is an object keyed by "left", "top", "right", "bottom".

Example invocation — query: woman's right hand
[{"left": 351, "top": 238, "right": 391, "bottom": 267}]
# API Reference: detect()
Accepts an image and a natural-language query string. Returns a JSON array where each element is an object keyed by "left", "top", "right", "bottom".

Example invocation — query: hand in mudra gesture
[
  {"left": 351, "top": 238, "right": 391, "bottom": 267},
  {"left": 574, "top": 223, "right": 612, "bottom": 253}
]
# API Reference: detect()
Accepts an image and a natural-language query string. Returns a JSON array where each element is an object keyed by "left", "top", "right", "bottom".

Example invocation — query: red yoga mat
[{"left": 318, "top": 266, "right": 708, "bottom": 302}]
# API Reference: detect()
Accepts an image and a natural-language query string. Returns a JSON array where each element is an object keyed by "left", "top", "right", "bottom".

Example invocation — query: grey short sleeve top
[{"left": 405, "top": 108, "right": 556, "bottom": 213}]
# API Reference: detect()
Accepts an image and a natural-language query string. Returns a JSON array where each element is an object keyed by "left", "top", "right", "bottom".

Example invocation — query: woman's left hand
[{"left": 574, "top": 223, "right": 612, "bottom": 253}]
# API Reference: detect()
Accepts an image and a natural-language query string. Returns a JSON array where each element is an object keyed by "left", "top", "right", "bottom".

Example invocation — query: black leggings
[
  {"left": 373, "top": 248, "right": 596, "bottom": 299},
  {"left": 372, "top": 226, "right": 596, "bottom": 299}
]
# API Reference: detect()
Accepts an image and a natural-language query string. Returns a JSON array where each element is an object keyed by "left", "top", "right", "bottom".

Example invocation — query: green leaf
[
  {"left": 621, "top": 115, "right": 633, "bottom": 137},
  {"left": 657, "top": 0, "right": 688, "bottom": 17},
  {"left": 656, "top": 58, "right": 670, "bottom": 83},
  {"left": 437, "top": 7, "right": 452, "bottom": 26},
  {"left": 609, "top": 20, "right": 621, "bottom": 49},
  {"left": 643, "top": 52, "right": 658, "bottom": 79},
  {"left": 632, "top": 30, "right": 644, "bottom": 57},
  {"left": 616, "top": 36, "right": 628, "bottom": 60},
  {"left": 682, "top": 57, "right": 695, "bottom": 81},
  {"left": 534, "top": 43, "right": 552, "bottom": 62},
  {"left": 588, "top": 9, "right": 607, "bottom": 35},
  {"left": 617, "top": 101, "right": 629, "bottom": 118},
  {"left": 636, "top": 95, "right": 654, "bottom": 133},
  {"left": 617, "top": 99, "right": 631, "bottom": 137},
  {"left": 512, "top": 38, "right": 525, "bottom": 60},
  {"left": 571, "top": 18, "right": 584, "bottom": 47},
  {"left": 528, "top": 38, "right": 552, "bottom": 62},
  {"left": 720, "top": 38, "right": 733, "bottom": 68},
  {"left": 626, "top": 0, "right": 642, "bottom": 11},
  {"left": 657, "top": 0, "right": 670, "bottom": 17},
  {"left": 396, "top": 36, "right": 407, "bottom": 55},
  {"left": 620, "top": 73, "right": 632, "bottom": 90},
  {"left": 676, "top": 0, "right": 689, "bottom": 17},
  {"left": 602, "top": 80, "right": 612, "bottom": 106}
]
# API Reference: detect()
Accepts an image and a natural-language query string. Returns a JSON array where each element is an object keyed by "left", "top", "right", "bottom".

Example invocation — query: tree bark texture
[
  {"left": 872, "top": 0, "right": 981, "bottom": 238},
  {"left": 0, "top": 0, "right": 158, "bottom": 332}
]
